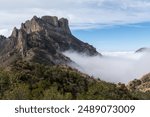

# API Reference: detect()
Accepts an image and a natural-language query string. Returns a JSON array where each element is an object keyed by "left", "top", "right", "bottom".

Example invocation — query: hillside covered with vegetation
[{"left": 0, "top": 61, "right": 150, "bottom": 100}]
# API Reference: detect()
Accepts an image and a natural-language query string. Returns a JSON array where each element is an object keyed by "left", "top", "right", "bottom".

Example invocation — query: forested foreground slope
[{"left": 0, "top": 61, "right": 150, "bottom": 100}]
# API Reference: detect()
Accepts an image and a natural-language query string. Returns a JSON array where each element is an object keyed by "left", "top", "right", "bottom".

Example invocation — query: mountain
[
  {"left": 0, "top": 16, "right": 100, "bottom": 67},
  {"left": 135, "top": 47, "right": 150, "bottom": 53}
]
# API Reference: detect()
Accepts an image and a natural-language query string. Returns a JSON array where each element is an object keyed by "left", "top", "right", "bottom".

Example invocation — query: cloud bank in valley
[{"left": 63, "top": 51, "right": 150, "bottom": 83}]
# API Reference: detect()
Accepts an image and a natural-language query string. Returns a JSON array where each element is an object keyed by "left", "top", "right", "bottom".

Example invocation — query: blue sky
[
  {"left": 72, "top": 22, "right": 150, "bottom": 51},
  {"left": 1, "top": 0, "right": 150, "bottom": 51}
]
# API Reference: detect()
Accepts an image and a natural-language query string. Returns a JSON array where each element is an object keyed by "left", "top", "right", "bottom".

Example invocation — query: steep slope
[
  {"left": 0, "top": 16, "right": 100, "bottom": 66},
  {"left": 127, "top": 73, "right": 150, "bottom": 92}
]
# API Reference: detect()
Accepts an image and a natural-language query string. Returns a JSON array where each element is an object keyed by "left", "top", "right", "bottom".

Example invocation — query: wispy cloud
[{"left": 1, "top": 0, "right": 150, "bottom": 36}]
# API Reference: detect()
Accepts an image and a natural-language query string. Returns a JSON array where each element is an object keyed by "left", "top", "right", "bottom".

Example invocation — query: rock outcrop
[
  {"left": 127, "top": 73, "right": 150, "bottom": 92},
  {"left": 0, "top": 15, "right": 100, "bottom": 67}
]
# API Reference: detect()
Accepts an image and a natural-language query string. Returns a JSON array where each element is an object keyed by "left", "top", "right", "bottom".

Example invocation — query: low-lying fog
[{"left": 63, "top": 51, "right": 150, "bottom": 84}]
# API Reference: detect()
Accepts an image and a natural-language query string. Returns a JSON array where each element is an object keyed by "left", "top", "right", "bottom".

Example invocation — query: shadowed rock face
[
  {"left": 0, "top": 16, "right": 100, "bottom": 66},
  {"left": 0, "top": 35, "right": 6, "bottom": 46}
]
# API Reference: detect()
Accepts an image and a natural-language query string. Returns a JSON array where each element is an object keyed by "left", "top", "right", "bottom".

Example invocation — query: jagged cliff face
[{"left": 0, "top": 16, "right": 100, "bottom": 66}]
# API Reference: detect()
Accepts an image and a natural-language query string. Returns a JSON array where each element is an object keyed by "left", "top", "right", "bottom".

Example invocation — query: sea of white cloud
[{"left": 63, "top": 50, "right": 150, "bottom": 84}]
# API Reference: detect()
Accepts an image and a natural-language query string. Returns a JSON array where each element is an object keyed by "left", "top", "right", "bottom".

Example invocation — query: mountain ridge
[
  {"left": 135, "top": 47, "right": 150, "bottom": 53},
  {"left": 0, "top": 15, "right": 100, "bottom": 67}
]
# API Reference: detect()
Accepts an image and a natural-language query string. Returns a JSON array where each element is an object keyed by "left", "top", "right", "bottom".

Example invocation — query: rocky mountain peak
[
  {"left": 0, "top": 15, "right": 100, "bottom": 67},
  {"left": 58, "top": 18, "right": 71, "bottom": 34},
  {"left": 11, "top": 27, "right": 19, "bottom": 37},
  {"left": 32, "top": 15, "right": 38, "bottom": 20},
  {"left": 17, "top": 15, "right": 71, "bottom": 35},
  {"left": 41, "top": 16, "right": 59, "bottom": 27},
  {"left": 41, "top": 16, "right": 71, "bottom": 34},
  {"left": 21, "top": 16, "right": 42, "bottom": 34}
]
